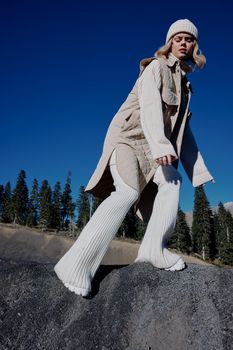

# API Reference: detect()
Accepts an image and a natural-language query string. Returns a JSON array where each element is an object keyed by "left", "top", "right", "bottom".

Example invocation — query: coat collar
[
  {"left": 165, "top": 52, "right": 179, "bottom": 67},
  {"left": 165, "top": 53, "right": 193, "bottom": 74},
  {"left": 139, "top": 53, "right": 193, "bottom": 77},
  {"left": 164, "top": 53, "right": 193, "bottom": 95}
]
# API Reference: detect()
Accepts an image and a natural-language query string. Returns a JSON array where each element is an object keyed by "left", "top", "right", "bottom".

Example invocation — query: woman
[{"left": 54, "top": 19, "right": 214, "bottom": 297}]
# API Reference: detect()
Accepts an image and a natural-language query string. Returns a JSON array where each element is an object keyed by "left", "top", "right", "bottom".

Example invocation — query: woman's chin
[{"left": 178, "top": 53, "right": 187, "bottom": 59}]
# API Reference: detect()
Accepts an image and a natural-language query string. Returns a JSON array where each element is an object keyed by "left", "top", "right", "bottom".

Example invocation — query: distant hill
[{"left": 185, "top": 201, "right": 233, "bottom": 228}]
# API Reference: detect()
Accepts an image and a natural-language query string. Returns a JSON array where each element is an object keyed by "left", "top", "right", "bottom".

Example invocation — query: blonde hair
[{"left": 155, "top": 38, "right": 206, "bottom": 70}]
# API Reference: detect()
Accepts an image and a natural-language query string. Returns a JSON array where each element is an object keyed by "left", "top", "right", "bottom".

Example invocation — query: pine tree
[
  {"left": 62, "top": 172, "right": 76, "bottom": 232},
  {"left": 27, "top": 179, "right": 39, "bottom": 227},
  {"left": 226, "top": 211, "right": 233, "bottom": 244},
  {"left": 117, "top": 206, "right": 146, "bottom": 241},
  {"left": 217, "top": 202, "right": 233, "bottom": 265},
  {"left": 91, "top": 196, "right": 103, "bottom": 215},
  {"left": 39, "top": 179, "right": 52, "bottom": 230},
  {"left": 1, "top": 182, "right": 14, "bottom": 223},
  {"left": 87, "top": 193, "right": 94, "bottom": 219},
  {"left": 220, "top": 242, "right": 233, "bottom": 266},
  {"left": 51, "top": 181, "right": 63, "bottom": 231},
  {"left": 208, "top": 209, "right": 218, "bottom": 261},
  {"left": 217, "top": 202, "right": 228, "bottom": 246},
  {"left": 0, "top": 185, "right": 4, "bottom": 222},
  {"left": 218, "top": 203, "right": 233, "bottom": 244},
  {"left": 191, "top": 185, "right": 213, "bottom": 260},
  {"left": 88, "top": 193, "right": 103, "bottom": 218},
  {"left": 117, "top": 206, "right": 137, "bottom": 239},
  {"left": 134, "top": 215, "right": 147, "bottom": 241},
  {"left": 12, "top": 170, "right": 29, "bottom": 225},
  {"left": 212, "top": 212, "right": 221, "bottom": 259},
  {"left": 169, "top": 207, "right": 192, "bottom": 254},
  {"left": 76, "top": 185, "right": 90, "bottom": 232}
]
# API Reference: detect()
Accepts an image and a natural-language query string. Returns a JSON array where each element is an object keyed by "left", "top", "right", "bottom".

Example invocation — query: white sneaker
[
  {"left": 64, "top": 282, "right": 91, "bottom": 297},
  {"left": 165, "top": 258, "right": 186, "bottom": 271}
]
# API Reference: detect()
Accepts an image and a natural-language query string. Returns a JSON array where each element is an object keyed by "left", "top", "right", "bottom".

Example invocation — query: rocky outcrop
[{"left": 0, "top": 258, "right": 232, "bottom": 350}]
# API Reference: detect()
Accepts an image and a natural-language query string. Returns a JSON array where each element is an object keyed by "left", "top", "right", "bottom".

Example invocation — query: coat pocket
[
  {"left": 161, "top": 87, "right": 178, "bottom": 106},
  {"left": 121, "top": 109, "right": 140, "bottom": 131}
]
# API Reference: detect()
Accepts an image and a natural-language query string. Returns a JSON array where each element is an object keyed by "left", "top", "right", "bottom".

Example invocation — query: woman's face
[{"left": 171, "top": 32, "right": 195, "bottom": 60}]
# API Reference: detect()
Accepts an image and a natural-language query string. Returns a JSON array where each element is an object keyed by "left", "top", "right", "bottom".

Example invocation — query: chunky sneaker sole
[
  {"left": 165, "top": 258, "right": 186, "bottom": 271},
  {"left": 64, "top": 282, "right": 91, "bottom": 298}
]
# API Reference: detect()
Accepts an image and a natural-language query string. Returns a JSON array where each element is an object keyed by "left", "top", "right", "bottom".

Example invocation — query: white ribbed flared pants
[{"left": 54, "top": 149, "right": 182, "bottom": 296}]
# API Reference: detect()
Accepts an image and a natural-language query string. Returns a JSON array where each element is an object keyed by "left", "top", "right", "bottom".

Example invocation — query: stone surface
[{"left": 0, "top": 258, "right": 233, "bottom": 350}]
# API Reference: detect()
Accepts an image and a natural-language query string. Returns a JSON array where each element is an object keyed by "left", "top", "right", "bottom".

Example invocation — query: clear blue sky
[{"left": 1, "top": 0, "right": 232, "bottom": 213}]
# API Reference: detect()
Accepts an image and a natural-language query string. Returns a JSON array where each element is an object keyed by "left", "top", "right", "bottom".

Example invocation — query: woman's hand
[{"left": 155, "top": 154, "right": 177, "bottom": 166}]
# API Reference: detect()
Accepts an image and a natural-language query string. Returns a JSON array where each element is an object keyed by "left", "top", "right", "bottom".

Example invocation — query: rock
[{"left": 0, "top": 258, "right": 232, "bottom": 350}]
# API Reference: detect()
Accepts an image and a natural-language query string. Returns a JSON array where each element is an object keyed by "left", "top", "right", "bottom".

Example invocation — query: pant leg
[
  {"left": 135, "top": 164, "right": 182, "bottom": 269},
  {"left": 54, "top": 150, "right": 139, "bottom": 295}
]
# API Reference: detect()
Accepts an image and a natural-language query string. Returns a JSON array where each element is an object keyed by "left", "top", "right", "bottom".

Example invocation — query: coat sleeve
[
  {"left": 138, "top": 60, "right": 178, "bottom": 160},
  {"left": 180, "top": 120, "right": 214, "bottom": 187}
]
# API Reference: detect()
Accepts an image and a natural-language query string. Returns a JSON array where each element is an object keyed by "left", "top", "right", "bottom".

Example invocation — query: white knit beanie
[{"left": 166, "top": 19, "right": 198, "bottom": 43}]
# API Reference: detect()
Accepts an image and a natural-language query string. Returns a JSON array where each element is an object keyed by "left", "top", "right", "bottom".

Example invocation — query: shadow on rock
[{"left": 91, "top": 264, "right": 128, "bottom": 297}]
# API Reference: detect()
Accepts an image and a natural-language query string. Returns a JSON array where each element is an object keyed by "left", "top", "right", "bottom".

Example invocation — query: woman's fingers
[
  {"left": 162, "top": 156, "right": 167, "bottom": 165},
  {"left": 155, "top": 158, "right": 162, "bottom": 165},
  {"left": 155, "top": 157, "right": 165, "bottom": 166},
  {"left": 155, "top": 155, "right": 175, "bottom": 166},
  {"left": 166, "top": 154, "right": 172, "bottom": 165}
]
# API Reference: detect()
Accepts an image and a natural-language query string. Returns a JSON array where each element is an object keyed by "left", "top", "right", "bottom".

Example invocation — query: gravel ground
[{"left": 0, "top": 258, "right": 233, "bottom": 350}]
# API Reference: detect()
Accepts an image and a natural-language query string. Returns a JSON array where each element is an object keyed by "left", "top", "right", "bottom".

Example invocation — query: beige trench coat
[{"left": 85, "top": 53, "right": 213, "bottom": 222}]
